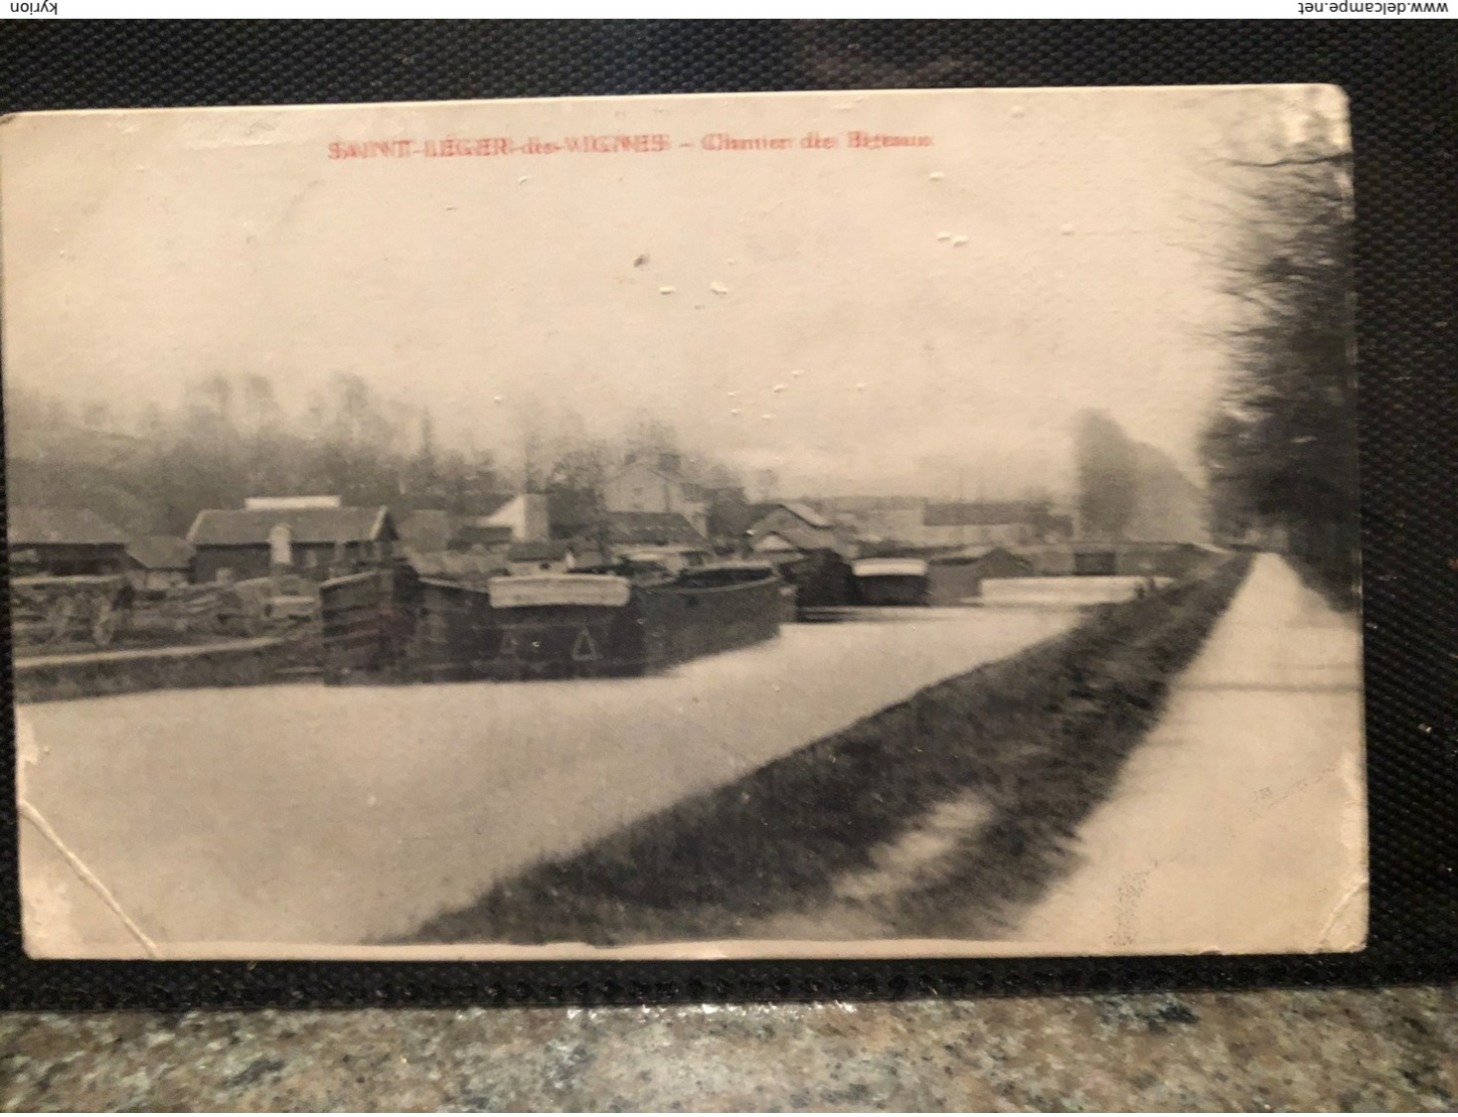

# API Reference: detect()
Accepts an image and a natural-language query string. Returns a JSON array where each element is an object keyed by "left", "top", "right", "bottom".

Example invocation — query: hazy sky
[{"left": 1, "top": 85, "right": 1348, "bottom": 498}]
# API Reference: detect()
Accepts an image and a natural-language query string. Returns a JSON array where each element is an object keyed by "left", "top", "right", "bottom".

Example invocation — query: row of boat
[
  {"left": 318, "top": 560, "right": 789, "bottom": 684},
  {"left": 317, "top": 551, "right": 934, "bottom": 685}
]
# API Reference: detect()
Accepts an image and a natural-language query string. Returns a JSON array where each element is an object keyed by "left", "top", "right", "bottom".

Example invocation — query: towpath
[{"left": 1011, "top": 553, "right": 1366, "bottom": 954}]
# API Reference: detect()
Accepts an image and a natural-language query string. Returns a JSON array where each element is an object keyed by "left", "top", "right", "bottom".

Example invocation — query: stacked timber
[{"left": 10, "top": 575, "right": 131, "bottom": 648}]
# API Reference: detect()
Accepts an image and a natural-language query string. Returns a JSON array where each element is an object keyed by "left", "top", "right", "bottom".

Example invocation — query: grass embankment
[{"left": 411, "top": 555, "right": 1253, "bottom": 946}]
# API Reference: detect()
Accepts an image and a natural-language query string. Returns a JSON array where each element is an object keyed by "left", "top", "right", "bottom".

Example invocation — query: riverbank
[
  {"left": 12, "top": 637, "right": 310, "bottom": 705},
  {"left": 411, "top": 555, "right": 1253, "bottom": 947}
]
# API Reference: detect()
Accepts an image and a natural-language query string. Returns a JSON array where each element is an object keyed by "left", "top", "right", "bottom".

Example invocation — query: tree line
[
  {"left": 1198, "top": 115, "right": 1358, "bottom": 607},
  {"left": 6, "top": 373, "right": 746, "bottom": 541}
]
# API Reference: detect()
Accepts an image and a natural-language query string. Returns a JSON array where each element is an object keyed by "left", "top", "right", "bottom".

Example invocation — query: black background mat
[{"left": 1, "top": 19, "right": 1454, "bottom": 1008}]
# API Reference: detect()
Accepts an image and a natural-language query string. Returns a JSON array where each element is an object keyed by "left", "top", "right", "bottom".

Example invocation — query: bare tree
[{"left": 1199, "top": 98, "right": 1357, "bottom": 605}]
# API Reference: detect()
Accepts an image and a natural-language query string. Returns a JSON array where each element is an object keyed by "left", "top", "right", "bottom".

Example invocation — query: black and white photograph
[{"left": 3, "top": 85, "right": 1365, "bottom": 960}]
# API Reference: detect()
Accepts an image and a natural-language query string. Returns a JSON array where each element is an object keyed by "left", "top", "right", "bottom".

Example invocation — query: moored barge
[
  {"left": 319, "top": 560, "right": 783, "bottom": 684},
  {"left": 851, "top": 557, "right": 931, "bottom": 606}
]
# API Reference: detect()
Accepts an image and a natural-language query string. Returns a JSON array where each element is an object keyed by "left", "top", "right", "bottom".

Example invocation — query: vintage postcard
[{"left": 2, "top": 86, "right": 1365, "bottom": 961}]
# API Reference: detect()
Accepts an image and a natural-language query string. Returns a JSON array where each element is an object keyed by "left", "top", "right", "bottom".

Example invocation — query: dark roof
[
  {"left": 187, "top": 506, "right": 395, "bottom": 546},
  {"left": 778, "top": 501, "right": 832, "bottom": 529},
  {"left": 126, "top": 535, "right": 196, "bottom": 570},
  {"left": 753, "top": 525, "right": 834, "bottom": 553},
  {"left": 509, "top": 540, "right": 572, "bottom": 562},
  {"left": 456, "top": 523, "right": 514, "bottom": 548},
  {"left": 7, "top": 507, "right": 128, "bottom": 546},
  {"left": 749, "top": 504, "right": 836, "bottom": 537},
  {"left": 923, "top": 501, "right": 1042, "bottom": 527},
  {"left": 603, "top": 511, "right": 704, "bottom": 546}
]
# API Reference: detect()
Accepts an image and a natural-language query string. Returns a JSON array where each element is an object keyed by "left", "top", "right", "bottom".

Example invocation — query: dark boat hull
[
  {"left": 855, "top": 575, "right": 930, "bottom": 607},
  {"left": 636, "top": 567, "right": 783, "bottom": 670},
  {"left": 412, "top": 580, "right": 644, "bottom": 682},
  {"left": 320, "top": 565, "right": 782, "bottom": 684},
  {"left": 771, "top": 549, "right": 859, "bottom": 614}
]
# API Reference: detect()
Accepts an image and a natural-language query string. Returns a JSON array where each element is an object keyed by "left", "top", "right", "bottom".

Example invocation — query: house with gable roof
[
  {"left": 746, "top": 501, "right": 849, "bottom": 557},
  {"left": 6, "top": 508, "right": 129, "bottom": 577},
  {"left": 124, "top": 535, "right": 196, "bottom": 591},
  {"left": 601, "top": 453, "right": 709, "bottom": 538},
  {"left": 186, "top": 496, "right": 397, "bottom": 583}
]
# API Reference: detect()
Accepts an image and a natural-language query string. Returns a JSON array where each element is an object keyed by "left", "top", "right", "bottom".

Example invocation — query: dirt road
[
  {"left": 1011, "top": 554, "right": 1366, "bottom": 954},
  {"left": 19, "top": 607, "right": 1078, "bottom": 956}
]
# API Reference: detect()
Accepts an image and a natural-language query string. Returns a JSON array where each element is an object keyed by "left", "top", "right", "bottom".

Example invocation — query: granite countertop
[{"left": 3, "top": 985, "right": 1454, "bottom": 1110}]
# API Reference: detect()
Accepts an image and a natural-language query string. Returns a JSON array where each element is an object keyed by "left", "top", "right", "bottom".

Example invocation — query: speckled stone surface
[{"left": 2, "top": 986, "right": 1455, "bottom": 1111}]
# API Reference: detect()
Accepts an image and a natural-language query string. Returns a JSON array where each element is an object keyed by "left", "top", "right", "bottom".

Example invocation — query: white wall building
[{"left": 602, "top": 455, "right": 708, "bottom": 538}]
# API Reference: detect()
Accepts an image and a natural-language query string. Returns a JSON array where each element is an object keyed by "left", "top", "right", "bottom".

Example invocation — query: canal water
[{"left": 19, "top": 605, "right": 1082, "bottom": 956}]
